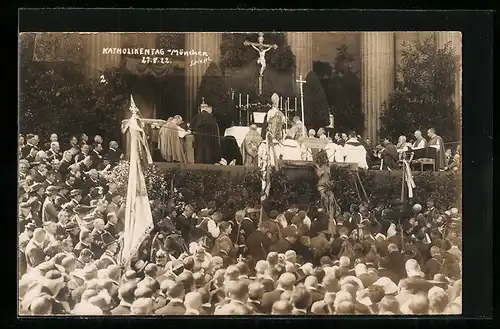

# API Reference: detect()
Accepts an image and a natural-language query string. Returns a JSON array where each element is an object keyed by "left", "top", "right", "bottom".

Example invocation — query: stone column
[
  {"left": 83, "top": 32, "right": 122, "bottom": 78},
  {"left": 361, "top": 32, "right": 395, "bottom": 143},
  {"left": 184, "top": 32, "right": 222, "bottom": 122},
  {"left": 435, "top": 32, "right": 462, "bottom": 113},
  {"left": 286, "top": 32, "right": 313, "bottom": 92}
]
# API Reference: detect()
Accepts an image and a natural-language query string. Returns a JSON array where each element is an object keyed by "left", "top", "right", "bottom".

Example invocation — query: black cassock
[
  {"left": 190, "top": 110, "right": 221, "bottom": 164},
  {"left": 220, "top": 136, "right": 243, "bottom": 165}
]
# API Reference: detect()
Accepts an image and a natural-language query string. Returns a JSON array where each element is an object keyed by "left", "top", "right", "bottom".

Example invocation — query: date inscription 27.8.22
[{"left": 141, "top": 57, "right": 171, "bottom": 64}]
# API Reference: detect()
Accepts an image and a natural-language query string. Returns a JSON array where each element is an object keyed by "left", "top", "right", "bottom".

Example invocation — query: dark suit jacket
[
  {"left": 247, "top": 300, "right": 264, "bottom": 314},
  {"left": 89, "top": 150, "right": 104, "bottom": 169},
  {"left": 246, "top": 231, "right": 272, "bottom": 262},
  {"left": 154, "top": 300, "right": 186, "bottom": 315},
  {"left": 388, "top": 251, "right": 407, "bottom": 279},
  {"left": 175, "top": 214, "right": 194, "bottom": 242},
  {"left": 269, "top": 239, "right": 291, "bottom": 254},
  {"left": 329, "top": 237, "right": 345, "bottom": 257},
  {"left": 309, "top": 289, "right": 325, "bottom": 304},
  {"left": 261, "top": 289, "right": 285, "bottom": 314},
  {"left": 21, "top": 144, "right": 34, "bottom": 159},
  {"left": 377, "top": 268, "right": 401, "bottom": 285},
  {"left": 106, "top": 148, "right": 122, "bottom": 167},
  {"left": 25, "top": 240, "right": 46, "bottom": 268},
  {"left": 414, "top": 241, "right": 431, "bottom": 263},
  {"left": 110, "top": 303, "right": 131, "bottom": 315},
  {"left": 423, "top": 256, "right": 444, "bottom": 279}
]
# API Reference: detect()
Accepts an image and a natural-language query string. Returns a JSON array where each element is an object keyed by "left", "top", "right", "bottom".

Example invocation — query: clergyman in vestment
[
  {"left": 190, "top": 104, "right": 221, "bottom": 164},
  {"left": 241, "top": 124, "right": 263, "bottom": 166},
  {"left": 265, "top": 93, "right": 285, "bottom": 142},
  {"left": 158, "top": 116, "right": 188, "bottom": 163},
  {"left": 427, "top": 128, "right": 446, "bottom": 170}
]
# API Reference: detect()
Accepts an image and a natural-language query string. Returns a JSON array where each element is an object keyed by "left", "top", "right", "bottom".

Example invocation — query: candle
[
  {"left": 231, "top": 91, "right": 234, "bottom": 100},
  {"left": 239, "top": 93, "right": 242, "bottom": 107},
  {"left": 295, "top": 98, "right": 297, "bottom": 111},
  {"left": 287, "top": 97, "right": 289, "bottom": 111},
  {"left": 280, "top": 97, "right": 283, "bottom": 110},
  {"left": 246, "top": 94, "right": 249, "bottom": 106}
]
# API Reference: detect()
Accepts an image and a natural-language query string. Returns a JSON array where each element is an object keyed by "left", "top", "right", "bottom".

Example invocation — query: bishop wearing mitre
[{"left": 261, "top": 93, "right": 285, "bottom": 142}]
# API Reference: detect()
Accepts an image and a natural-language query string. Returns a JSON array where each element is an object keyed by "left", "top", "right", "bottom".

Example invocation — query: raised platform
[{"left": 152, "top": 161, "right": 443, "bottom": 182}]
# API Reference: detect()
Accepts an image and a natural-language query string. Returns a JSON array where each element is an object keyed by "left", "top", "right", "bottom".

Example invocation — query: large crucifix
[
  {"left": 296, "top": 75, "right": 307, "bottom": 136},
  {"left": 244, "top": 32, "right": 278, "bottom": 95}
]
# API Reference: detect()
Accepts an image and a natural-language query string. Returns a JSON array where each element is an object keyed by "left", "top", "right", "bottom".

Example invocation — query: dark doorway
[{"left": 157, "top": 68, "right": 186, "bottom": 120}]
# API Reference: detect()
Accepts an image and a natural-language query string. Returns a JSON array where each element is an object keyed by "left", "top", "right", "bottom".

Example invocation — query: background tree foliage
[
  {"left": 380, "top": 37, "right": 459, "bottom": 142},
  {"left": 19, "top": 33, "right": 129, "bottom": 144},
  {"left": 195, "top": 62, "right": 231, "bottom": 134},
  {"left": 312, "top": 44, "right": 364, "bottom": 134},
  {"left": 303, "top": 71, "right": 331, "bottom": 130}
]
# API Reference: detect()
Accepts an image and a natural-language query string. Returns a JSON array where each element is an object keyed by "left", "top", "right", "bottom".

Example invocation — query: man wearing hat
[
  {"left": 19, "top": 201, "right": 34, "bottom": 232},
  {"left": 20, "top": 222, "right": 37, "bottom": 246},
  {"left": 54, "top": 184, "right": 70, "bottom": 210},
  {"left": 42, "top": 185, "right": 60, "bottom": 223},
  {"left": 99, "top": 232, "right": 119, "bottom": 268},
  {"left": 41, "top": 169, "right": 59, "bottom": 190},
  {"left": 64, "top": 221, "right": 80, "bottom": 247},
  {"left": 63, "top": 189, "right": 83, "bottom": 212}
]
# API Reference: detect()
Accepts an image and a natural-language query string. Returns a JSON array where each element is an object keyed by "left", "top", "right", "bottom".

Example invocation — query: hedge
[{"left": 107, "top": 162, "right": 460, "bottom": 220}]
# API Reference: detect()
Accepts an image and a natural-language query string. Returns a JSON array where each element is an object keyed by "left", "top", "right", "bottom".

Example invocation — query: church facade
[{"left": 79, "top": 32, "right": 461, "bottom": 143}]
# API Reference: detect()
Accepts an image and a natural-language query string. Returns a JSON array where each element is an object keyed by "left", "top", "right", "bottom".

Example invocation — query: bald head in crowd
[
  {"left": 271, "top": 300, "right": 293, "bottom": 315},
  {"left": 17, "top": 135, "right": 462, "bottom": 316}
]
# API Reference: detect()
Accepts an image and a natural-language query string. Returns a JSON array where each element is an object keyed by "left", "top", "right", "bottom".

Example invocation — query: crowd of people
[{"left": 17, "top": 131, "right": 462, "bottom": 316}]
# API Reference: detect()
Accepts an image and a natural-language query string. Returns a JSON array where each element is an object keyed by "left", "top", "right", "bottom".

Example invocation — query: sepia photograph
[{"left": 18, "top": 31, "right": 462, "bottom": 316}]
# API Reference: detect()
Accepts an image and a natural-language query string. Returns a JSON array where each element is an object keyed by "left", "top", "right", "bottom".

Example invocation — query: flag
[
  {"left": 402, "top": 159, "right": 416, "bottom": 198},
  {"left": 120, "top": 95, "right": 154, "bottom": 268},
  {"left": 260, "top": 133, "right": 279, "bottom": 202}
]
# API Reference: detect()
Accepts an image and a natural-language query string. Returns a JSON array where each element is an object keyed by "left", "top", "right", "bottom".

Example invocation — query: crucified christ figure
[{"left": 244, "top": 33, "right": 278, "bottom": 77}]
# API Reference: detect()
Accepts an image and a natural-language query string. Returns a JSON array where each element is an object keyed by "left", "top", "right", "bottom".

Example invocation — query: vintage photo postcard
[{"left": 18, "top": 31, "right": 461, "bottom": 316}]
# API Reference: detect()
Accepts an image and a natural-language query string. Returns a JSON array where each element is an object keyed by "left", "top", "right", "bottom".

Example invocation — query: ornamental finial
[{"left": 130, "top": 95, "right": 139, "bottom": 117}]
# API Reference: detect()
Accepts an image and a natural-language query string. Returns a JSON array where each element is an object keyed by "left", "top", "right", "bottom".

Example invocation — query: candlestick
[{"left": 239, "top": 93, "right": 242, "bottom": 107}]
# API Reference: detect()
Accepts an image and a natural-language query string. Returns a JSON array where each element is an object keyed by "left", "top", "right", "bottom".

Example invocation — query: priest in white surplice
[
  {"left": 324, "top": 137, "right": 345, "bottom": 163},
  {"left": 280, "top": 136, "right": 303, "bottom": 161},
  {"left": 344, "top": 131, "right": 368, "bottom": 169}
]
